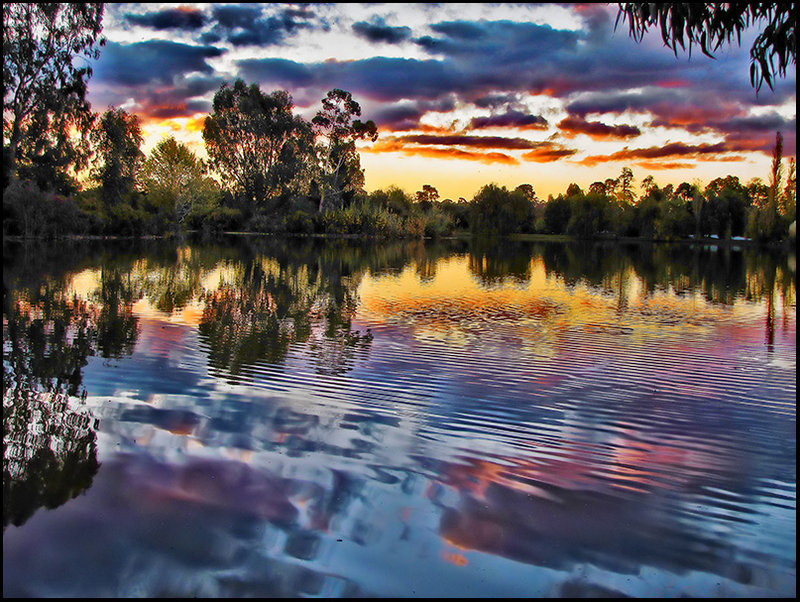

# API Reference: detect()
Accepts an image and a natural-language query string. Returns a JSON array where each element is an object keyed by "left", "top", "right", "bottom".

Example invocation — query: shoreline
[{"left": 3, "top": 230, "right": 795, "bottom": 250}]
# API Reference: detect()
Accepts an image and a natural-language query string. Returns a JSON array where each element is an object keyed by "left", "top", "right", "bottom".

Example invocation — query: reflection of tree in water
[
  {"left": 538, "top": 241, "right": 795, "bottom": 309},
  {"left": 198, "top": 239, "right": 376, "bottom": 377},
  {"left": 468, "top": 240, "right": 533, "bottom": 286},
  {"left": 2, "top": 239, "right": 157, "bottom": 528},
  {"left": 3, "top": 286, "right": 102, "bottom": 528}
]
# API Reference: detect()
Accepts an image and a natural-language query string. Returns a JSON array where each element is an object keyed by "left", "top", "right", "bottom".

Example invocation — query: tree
[
  {"left": 544, "top": 194, "right": 573, "bottom": 234},
  {"left": 203, "top": 79, "right": 311, "bottom": 214},
  {"left": 617, "top": 3, "right": 796, "bottom": 92},
  {"left": 140, "top": 137, "right": 218, "bottom": 229},
  {"left": 312, "top": 88, "right": 377, "bottom": 213},
  {"left": 616, "top": 167, "right": 636, "bottom": 204},
  {"left": 641, "top": 174, "right": 657, "bottom": 196},
  {"left": 514, "top": 184, "right": 536, "bottom": 202},
  {"left": 90, "top": 108, "right": 144, "bottom": 207},
  {"left": 589, "top": 181, "right": 609, "bottom": 196},
  {"left": 415, "top": 184, "right": 439, "bottom": 207},
  {"left": 471, "top": 183, "right": 531, "bottom": 235},
  {"left": 782, "top": 157, "right": 796, "bottom": 219},
  {"left": 565, "top": 183, "right": 583, "bottom": 197},
  {"left": 768, "top": 130, "right": 784, "bottom": 207},
  {"left": 3, "top": 3, "right": 105, "bottom": 190}
]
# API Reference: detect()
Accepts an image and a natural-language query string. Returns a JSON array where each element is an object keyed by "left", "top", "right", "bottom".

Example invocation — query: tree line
[{"left": 3, "top": 3, "right": 796, "bottom": 243}]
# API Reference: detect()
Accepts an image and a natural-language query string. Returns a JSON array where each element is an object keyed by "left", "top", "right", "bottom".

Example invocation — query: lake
[{"left": 3, "top": 235, "right": 796, "bottom": 597}]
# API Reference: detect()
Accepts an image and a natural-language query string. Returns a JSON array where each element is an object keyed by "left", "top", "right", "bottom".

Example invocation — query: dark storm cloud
[
  {"left": 93, "top": 41, "right": 223, "bottom": 86},
  {"left": 352, "top": 18, "right": 412, "bottom": 43},
  {"left": 200, "top": 4, "right": 320, "bottom": 47},
  {"left": 471, "top": 93, "right": 524, "bottom": 110},
  {"left": 468, "top": 111, "right": 549, "bottom": 131},
  {"left": 565, "top": 89, "right": 683, "bottom": 117},
  {"left": 565, "top": 86, "right": 794, "bottom": 156},
  {"left": 238, "top": 56, "right": 470, "bottom": 101},
  {"left": 234, "top": 15, "right": 729, "bottom": 106},
  {"left": 126, "top": 7, "right": 207, "bottom": 30},
  {"left": 370, "top": 97, "right": 458, "bottom": 130},
  {"left": 557, "top": 116, "right": 641, "bottom": 139},
  {"left": 395, "top": 134, "right": 545, "bottom": 150},
  {"left": 417, "top": 20, "right": 580, "bottom": 61}
]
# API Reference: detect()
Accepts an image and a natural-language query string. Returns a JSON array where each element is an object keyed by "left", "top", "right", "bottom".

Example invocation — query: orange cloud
[
  {"left": 578, "top": 141, "right": 731, "bottom": 167},
  {"left": 634, "top": 160, "right": 696, "bottom": 170},
  {"left": 522, "top": 146, "right": 577, "bottom": 162},
  {"left": 364, "top": 139, "right": 519, "bottom": 164}
]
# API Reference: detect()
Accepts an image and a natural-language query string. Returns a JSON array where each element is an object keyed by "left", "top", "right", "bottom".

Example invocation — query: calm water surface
[{"left": 3, "top": 236, "right": 796, "bottom": 597}]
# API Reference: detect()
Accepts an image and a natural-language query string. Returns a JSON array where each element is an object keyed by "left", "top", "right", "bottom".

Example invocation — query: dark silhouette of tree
[
  {"left": 3, "top": 3, "right": 105, "bottom": 192},
  {"left": 471, "top": 183, "right": 532, "bottom": 235},
  {"left": 312, "top": 89, "right": 377, "bottom": 213},
  {"left": 617, "top": 3, "right": 796, "bottom": 91},
  {"left": 90, "top": 108, "right": 144, "bottom": 208},
  {"left": 544, "top": 194, "right": 572, "bottom": 234},
  {"left": 415, "top": 184, "right": 440, "bottom": 208},
  {"left": 616, "top": 167, "right": 636, "bottom": 204}
]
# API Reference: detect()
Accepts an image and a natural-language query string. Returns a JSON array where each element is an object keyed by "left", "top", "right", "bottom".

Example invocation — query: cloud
[
  {"left": 557, "top": 116, "right": 641, "bottom": 139},
  {"left": 90, "top": 69, "right": 224, "bottom": 120},
  {"left": 93, "top": 41, "right": 223, "bottom": 87},
  {"left": 200, "top": 4, "right": 319, "bottom": 47},
  {"left": 125, "top": 7, "right": 207, "bottom": 30},
  {"left": 365, "top": 140, "right": 519, "bottom": 165},
  {"left": 522, "top": 146, "right": 577, "bottom": 162},
  {"left": 369, "top": 97, "right": 458, "bottom": 131},
  {"left": 352, "top": 18, "right": 412, "bottom": 44},
  {"left": 634, "top": 160, "right": 697, "bottom": 170},
  {"left": 468, "top": 111, "right": 548, "bottom": 130},
  {"left": 565, "top": 87, "right": 795, "bottom": 156},
  {"left": 578, "top": 142, "right": 734, "bottom": 167},
  {"left": 391, "top": 134, "right": 544, "bottom": 150}
]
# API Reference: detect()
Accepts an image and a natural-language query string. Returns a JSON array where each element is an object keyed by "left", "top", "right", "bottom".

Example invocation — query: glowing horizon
[{"left": 89, "top": 4, "right": 796, "bottom": 201}]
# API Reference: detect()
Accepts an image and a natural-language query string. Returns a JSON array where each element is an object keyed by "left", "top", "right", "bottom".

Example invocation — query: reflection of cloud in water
[{"left": 2, "top": 453, "right": 369, "bottom": 597}]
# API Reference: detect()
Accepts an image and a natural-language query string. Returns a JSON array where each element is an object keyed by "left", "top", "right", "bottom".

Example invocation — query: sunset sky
[{"left": 86, "top": 3, "right": 797, "bottom": 200}]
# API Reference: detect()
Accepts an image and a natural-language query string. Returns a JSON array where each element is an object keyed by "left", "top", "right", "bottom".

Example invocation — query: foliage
[
  {"left": 567, "top": 193, "right": 610, "bottom": 238},
  {"left": 3, "top": 178, "right": 88, "bottom": 238},
  {"left": 471, "top": 183, "right": 532, "bottom": 235},
  {"left": 544, "top": 194, "right": 572, "bottom": 234},
  {"left": 369, "top": 186, "right": 415, "bottom": 217},
  {"left": 90, "top": 108, "right": 144, "bottom": 208},
  {"left": 617, "top": 2, "right": 796, "bottom": 91},
  {"left": 3, "top": 3, "right": 104, "bottom": 189},
  {"left": 140, "top": 137, "right": 220, "bottom": 231},
  {"left": 203, "top": 79, "right": 312, "bottom": 216}
]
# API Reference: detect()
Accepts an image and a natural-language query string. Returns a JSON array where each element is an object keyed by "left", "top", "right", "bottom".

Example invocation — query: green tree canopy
[{"left": 141, "top": 136, "right": 218, "bottom": 227}]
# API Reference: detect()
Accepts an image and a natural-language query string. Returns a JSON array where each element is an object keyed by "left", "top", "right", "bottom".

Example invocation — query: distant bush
[
  {"left": 284, "top": 210, "right": 317, "bottom": 234},
  {"left": 471, "top": 184, "right": 532, "bottom": 235},
  {"left": 3, "top": 178, "right": 88, "bottom": 238}
]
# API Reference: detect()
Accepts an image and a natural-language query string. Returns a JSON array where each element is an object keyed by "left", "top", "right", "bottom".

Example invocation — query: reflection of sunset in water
[{"left": 357, "top": 254, "right": 767, "bottom": 342}]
